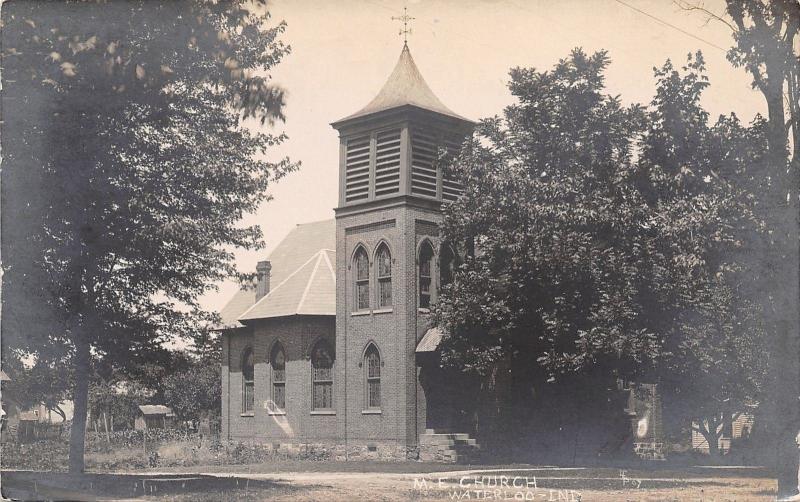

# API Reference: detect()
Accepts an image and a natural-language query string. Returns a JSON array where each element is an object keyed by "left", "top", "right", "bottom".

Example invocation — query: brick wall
[
  {"left": 222, "top": 317, "right": 336, "bottom": 443},
  {"left": 222, "top": 327, "right": 253, "bottom": 440},
  {"left": 335, "top": 200, "right": 444, "bottom": 449}
]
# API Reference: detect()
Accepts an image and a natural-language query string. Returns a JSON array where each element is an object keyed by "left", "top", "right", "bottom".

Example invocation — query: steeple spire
[{"left": 333, "top": 44, "right": 469, "bottom": 125}]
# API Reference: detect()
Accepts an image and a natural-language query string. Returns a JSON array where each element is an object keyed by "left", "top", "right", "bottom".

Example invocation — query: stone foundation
[
  {"left": 418, "top": 430, "right": 481, "bottom": 463},
  {"left": 333, "top": 443, "right": 419, "bottom": 462},
  {"left": 225, "top": 440, "right": 419, "bottom": 462},
  {"left": 633, "top": 441, "right": 665, "bottom": 460}
]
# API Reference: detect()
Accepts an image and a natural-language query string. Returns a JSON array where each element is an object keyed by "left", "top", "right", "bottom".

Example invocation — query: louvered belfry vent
[
  {"left": 441, "top": 134, "right": 464, "bottom": 202},
  {"left": 411, "top": 129, "right": 439, "bottom": 198},
  {"left": 345, "top": 135, "right": 371, "bottom": 202},
  {"left": 374, "top": 128, "right": 402, "bottom": 197}
]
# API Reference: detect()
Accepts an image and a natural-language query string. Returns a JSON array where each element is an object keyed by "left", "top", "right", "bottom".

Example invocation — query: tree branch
[{"left": 674, "top": 1, "right": 738, "bottom": 32}]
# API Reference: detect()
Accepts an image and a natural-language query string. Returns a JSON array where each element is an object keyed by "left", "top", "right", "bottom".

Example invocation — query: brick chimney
[{"left": 256, "top": 260, "right": 272, "bottom": 301}]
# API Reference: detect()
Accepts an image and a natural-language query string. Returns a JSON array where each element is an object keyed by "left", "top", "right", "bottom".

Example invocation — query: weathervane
[{"left": 391, "top": 6, "right": 415, "bottom": 46}]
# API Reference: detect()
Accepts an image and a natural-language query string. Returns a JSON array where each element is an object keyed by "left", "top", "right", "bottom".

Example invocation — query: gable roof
[
  {"left": 335, "top": 44, "right": 470, "bottom": 124},
  {"left": 416, "top": 327, "right": 445, "bottom": 353},
  {"left": 218, "top": 219, "right": 336, "bottom": 327},
  {"left": 18, "top": 411, "right": 39, "bottom": 421},
  {"left": 138, "top": 405, "right": 173, "bottom": 416}
]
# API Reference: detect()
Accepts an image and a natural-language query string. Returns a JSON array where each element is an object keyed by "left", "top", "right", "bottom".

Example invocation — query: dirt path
[{"left": 140, "top": 466, "right": 777, "bottom": 501}]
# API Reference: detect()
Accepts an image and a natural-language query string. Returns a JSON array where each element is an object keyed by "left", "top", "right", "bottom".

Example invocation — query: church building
[{"left": 217, "top": 43, "right": 479, "bottom": 461}]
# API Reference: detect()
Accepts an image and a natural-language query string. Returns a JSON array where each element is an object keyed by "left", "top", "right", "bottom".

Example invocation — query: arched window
[
  {"left": 376, "top": 244, "right": 392, "bottom": 308},
  {"left": 311, "top": 340, "right": 334, "bottom": 410},
  {"left": 242, "top": 347, "right": 254, "bottom": 413},
  {"left": 364, "top": 344, "right": 381, "bottom": 409},
  {"left": 440, "top": 245, "right": 456, "bottom": 288},
  {"left": 271, "top": 342, "right": 286, "bottom": 411},
  {"left": 354, "top": 247, "right": 370, "bottom": 311},
  {"left": 419, "top": 241, "right": 434, "bottom": 308}
]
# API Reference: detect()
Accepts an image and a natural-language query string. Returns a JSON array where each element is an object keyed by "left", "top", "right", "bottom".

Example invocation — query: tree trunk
[
  {"left": 761, "top": 62, "right": 800, "bottom": 499},
  {"left": 768, "top": 320, "right": 800, "bottom": 499},
  {"left": 102, "top": 411, "right": 110, "bottom": 445},
  {"left": 700, "top": 424, "right": 720, "bottom": 459},
  {"left": 53, "top": 405, "right": 66, "bottom": 422},
  {"left": 68, "top": 333, "right": 90, "bottom": 473}
]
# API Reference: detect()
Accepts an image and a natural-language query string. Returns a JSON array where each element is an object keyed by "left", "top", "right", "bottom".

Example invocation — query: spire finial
[{"left": 391, "top": 6, "right": 414, "bottom": 46}]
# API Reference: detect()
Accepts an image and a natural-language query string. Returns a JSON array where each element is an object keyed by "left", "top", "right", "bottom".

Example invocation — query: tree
[
  {"left": 434, "top": 49, "right": 765, "bottom": 456},
  {"left": 89, "top": 377, "right": 150, "bottom": 433},
  {"left": 1, "top": 352, "right": 73, "bottom": 422},
  {"left": 676, "top": 0, "right": 800, "bottom": 494},
  {"left": 2, "top": 0, "right": 296, "bottom": 472},
  {"left": 159, "top": 329, "right": 222, "bottom": 430},
  {"left": 162, "top": 363, "right": 221, "bottom": 429}
]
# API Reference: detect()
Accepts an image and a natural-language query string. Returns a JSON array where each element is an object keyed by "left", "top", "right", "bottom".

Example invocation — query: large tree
[
  {"left": 676, "top": 0, "right": 800, "bottom": 494},
  {"left": 724, "top": 2, "right": 799, "bottom": 496},
  {"left": 434, "top": 49, "right": 766, "bottom": 457},
  {"left": 1, "top": 0, "right": 295, "bottom": 472}
]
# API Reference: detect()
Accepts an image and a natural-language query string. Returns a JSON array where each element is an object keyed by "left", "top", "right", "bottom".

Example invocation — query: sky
[{"left": 198, "top": 0, "right": 767, "bottom": 315}]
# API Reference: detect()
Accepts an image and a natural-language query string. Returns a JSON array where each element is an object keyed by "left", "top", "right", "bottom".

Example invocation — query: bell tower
[{"left": 331, "top": 42, "right": 474, "bottom": 455}]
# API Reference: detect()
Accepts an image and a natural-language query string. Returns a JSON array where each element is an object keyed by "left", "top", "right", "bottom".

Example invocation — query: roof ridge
[
  {"left": 238, "top": 249, "right": 323, "bottom": 320},
  {"left": 296, "top": 252, "right": 325, "bottom": 313},
  {"left": 321, "top": 249, "right": 336, "bottom": 283},
  {"left": 295, "top": 218, "right": 335, "bottom": 227}
]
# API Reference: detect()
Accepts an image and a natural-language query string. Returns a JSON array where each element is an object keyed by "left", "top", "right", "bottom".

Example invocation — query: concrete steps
[{"left": 419, "top": 429, "right": 480, "bottom": 463}]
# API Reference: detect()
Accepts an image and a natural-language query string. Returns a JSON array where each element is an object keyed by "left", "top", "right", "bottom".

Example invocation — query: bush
[
  {"left": 2, "top": 434, "right": 336, "bottom": 471},
  {"left": 1, "top": 439, "right": 69, "bottom": 471}
]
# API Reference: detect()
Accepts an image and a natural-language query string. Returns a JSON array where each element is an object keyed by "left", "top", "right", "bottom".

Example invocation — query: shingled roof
[
  {"left": 416, "top": 327, "right": 445, "bottom": 353},
  {"left": 217, "top": 219, "right": 336, "bottom": 327},
  {"left": 334, "top": 44, "right": 470, "bottom": 124},
  {"left": 138, "top": 405, "right": 174, "bottom": 416}
]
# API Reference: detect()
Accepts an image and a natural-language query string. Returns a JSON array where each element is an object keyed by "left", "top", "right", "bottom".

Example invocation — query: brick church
[{"left": 217, "top": 43, "right": 481, "bottom": 461}]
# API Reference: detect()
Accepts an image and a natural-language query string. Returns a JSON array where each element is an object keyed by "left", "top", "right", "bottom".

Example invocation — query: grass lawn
[{"left": 2, "top": 465, "right": 777, "bottom": 501}]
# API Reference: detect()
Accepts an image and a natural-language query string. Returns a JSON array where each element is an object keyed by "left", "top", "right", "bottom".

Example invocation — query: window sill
[
  {"left": 373, "top": 308, "right": 393, "bottom": 314},
  {"left": 240, "top": 412, "right": 255, "bottom": 417},
  {"left": 310, "top": 410, "right": 336, "bottom": 416},
  {"left": 268, "top": 411, "right": 286, "bottom": 416},
  {"left": 418, "top": 308, "right": 431, "bottom": 314},
  {"left": 351, "top": 310, "right": 370, "bottom": 317},
  {"left": 361, "top": 409, "right": 382, "bottom": 415}
]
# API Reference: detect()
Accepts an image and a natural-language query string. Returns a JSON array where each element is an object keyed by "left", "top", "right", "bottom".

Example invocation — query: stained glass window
[
  {"left": 312, "top": 341, "right": 334, "bottom": 410},
  {"left": 271, "top": 343, "right": 286, "bottom": 411},
  {"left": 354, "top": 247, "right": 370, "bottom": 311},
  {"left": 242, "top": 347, "right": 254, "bottom": 413},
  {"left": 365, "top": 345, "right": 381, "bottom": 409},
  {"left": 376, "top": 244, "right": 392, "bottom": 308},
  {"left": 419, "top": 242, "right": 433, "bottom": 308}
]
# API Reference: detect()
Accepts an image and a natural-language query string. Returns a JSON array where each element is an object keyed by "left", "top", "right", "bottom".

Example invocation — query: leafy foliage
[
  {"left": 163, "top": 362, "right": 221, "bottom": 426},
  {"left": 1, "top": 0, "right": 295, "bottom": 471},
  {"left": 1, "top": 353, "right": 73, "bottom": 421},
  {"left": 435, "top": 49, "right": 767, "bottom": 439}
]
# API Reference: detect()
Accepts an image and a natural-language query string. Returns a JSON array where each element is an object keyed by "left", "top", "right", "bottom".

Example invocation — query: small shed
[{"left": 134, "top": 405, "right": 176, "bottom": 430}]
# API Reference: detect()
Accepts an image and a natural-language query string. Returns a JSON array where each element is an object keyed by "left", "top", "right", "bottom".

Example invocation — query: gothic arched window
[
  {"left": 271, "top": 342, "right": 286, "bottom": 411},
  {"left": 311, "top": 340, "right": 334, "bottom": 410},
  {"left": 376, "top": 244, "right": 392, "bottom": 308},
  {"left": 418, "top": 241, "right": 434, "bottom": 308},
  {"left": 242, "top": 347, "right": 254, "bottom": 413},
  {"left": 354, "top": 246, "right": 370, "bottom": 311},
  {"left": 364, "top": 344, "right": 381, "bottom": 409}
]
